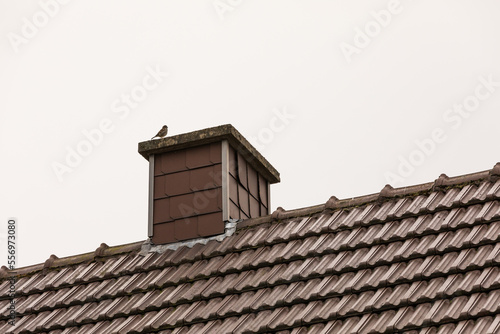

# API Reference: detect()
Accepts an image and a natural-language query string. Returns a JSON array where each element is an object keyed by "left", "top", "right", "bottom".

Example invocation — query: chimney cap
[{"left": 138, "top": 124, "right": 280, "bottom": 184}]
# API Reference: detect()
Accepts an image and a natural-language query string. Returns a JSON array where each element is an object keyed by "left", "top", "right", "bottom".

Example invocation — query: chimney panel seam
[{"left": 153, "top": 185, "right": 223, "bottom": 200}]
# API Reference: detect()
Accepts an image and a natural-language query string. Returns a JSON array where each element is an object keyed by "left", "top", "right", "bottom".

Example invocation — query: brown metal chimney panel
[{"left": 138, "top": 124, "right": 280, "bottom": 245}]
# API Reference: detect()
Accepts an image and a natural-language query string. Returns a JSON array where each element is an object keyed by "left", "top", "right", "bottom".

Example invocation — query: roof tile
[
  {"left": 355, "top": 204, "right": 380, "bottom": 225},
  {"left": 483, "top": 289, "right": 500, "bottom": 314},
  {"left": 436, "top": 188, "right": 460, "bottom": 210},
  {"left": 476, "top": 266, "right": 500, "bottom": 291},
  {"left": 388, "top": 198, "right": 412, "bottom": 219},
  {"left": 308, "top": 213, "right": 333, "bottom": 234},
  {"left": 326, "top": 210, "right": 348, "bottom": 232},
  {"left": 460, "top": 272, "right": 483, "bottom": 297},
  {"left": 339, "top": 208, "right": 362, "bottom": 229},
  {"left": 486, "top": 314, "right": 500, "bottom": 334},
  {"left": 486, "top": 179, "right": 500, "bottom": 198},
  {"left": 374, "top": 201, "right": 395, "bottom": 222},
  {"left": 463, "top": 292, "right": 487, "bottom": 318},
  {"left": 461, "top": 204, "right": 484, "bottom": 228},
  {"left": 484, "top": 222, "right": 500, "bottom": 243},
  {"left": 421, "top": 192, "right": 445, "bottom": 213}
]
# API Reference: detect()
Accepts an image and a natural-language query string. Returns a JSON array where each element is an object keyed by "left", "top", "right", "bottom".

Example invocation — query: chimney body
[{"left": 138, "top": 124, "right": 280, "bottom": 244}]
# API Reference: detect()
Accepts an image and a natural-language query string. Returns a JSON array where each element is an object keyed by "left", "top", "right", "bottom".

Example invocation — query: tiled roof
[{"left": 2, "top": 164, "right": 500, "bottom": 333}]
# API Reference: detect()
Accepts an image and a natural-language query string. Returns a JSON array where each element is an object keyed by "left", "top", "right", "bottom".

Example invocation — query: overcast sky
[{"left": 1, "top": 0, "right": 499, "bottom": 267}]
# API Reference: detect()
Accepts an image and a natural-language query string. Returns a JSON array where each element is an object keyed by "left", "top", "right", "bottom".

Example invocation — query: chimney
[{"left": 138, "top": 124, "right": 280, "bottom": 244}]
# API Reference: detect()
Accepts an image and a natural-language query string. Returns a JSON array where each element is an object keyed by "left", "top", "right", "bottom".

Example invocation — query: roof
[{"left": 2, "top": 163, "right": 500, "bottom": 333}]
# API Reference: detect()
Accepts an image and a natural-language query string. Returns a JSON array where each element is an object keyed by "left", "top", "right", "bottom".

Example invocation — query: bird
[{"left": 151, "top": 125, "right": 168, "bottom": 140}]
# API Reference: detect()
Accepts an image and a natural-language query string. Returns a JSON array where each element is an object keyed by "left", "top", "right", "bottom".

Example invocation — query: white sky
[{"left": 1, "top": 0, "right": 499, "bottom": 267}]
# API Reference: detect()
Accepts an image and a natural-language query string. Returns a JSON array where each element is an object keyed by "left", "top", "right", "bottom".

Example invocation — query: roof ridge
[
  {"left": 1, "top": 241, "right": 144, "bottom": 279},
  {"left": 239, "top": 163, "right": 499, "bottom": 230}
]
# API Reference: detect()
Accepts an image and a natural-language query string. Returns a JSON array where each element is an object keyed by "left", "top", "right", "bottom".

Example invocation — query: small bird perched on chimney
[{"left": 151, "top": 125, "right": 168, "bottom": 140}]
